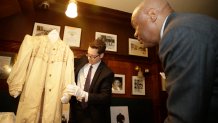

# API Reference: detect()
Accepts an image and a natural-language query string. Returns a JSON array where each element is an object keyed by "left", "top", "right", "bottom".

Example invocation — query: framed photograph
[
  {"left": 132, "top": 76, "right": 146, "bottom": 95},
  {"left": 0, "top": 52, "right": 16, "bottom": 79},
  {"left": 112, "top": 74, "right": 125, "bottom": 94},
  {"left": 95, "top": 32, "right": 117, "bottom": 52},
  {"left": 63, "top": 26, "right": 82, "bottom": 47},
  {"left": 129, "top": 38, "right": 148, "bottom": 57},
  {"left": 32, "top": 22, "right": 61, "bottom": 36},
  {"left": 110, "top": 106, "right": 129, "bottom": 123}
]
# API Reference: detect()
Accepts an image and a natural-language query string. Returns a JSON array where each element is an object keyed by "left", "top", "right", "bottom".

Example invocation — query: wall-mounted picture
[
  {"left": 63, "top": 26, "right": 82, "bottom": 47},
  {"left": 95, "top": 32, "right": 117, "bottom": 52},
  {"left": 132, "top": 76, "right": 146, "bottom": 95},
  {"left": 129, "top": 38, "right": 148, "bottom": 57},
  {"left": 32, "top": 22, "right": 61, "bottom": 36},
  {"left": 110, "top": 106, "right": 129, "bottom": 123},
  {"left": 0, "top": 52, "right": 16, "bottom": 79},
  {"left": 112, "top": 74, "right": 125, "bottom": 94}
]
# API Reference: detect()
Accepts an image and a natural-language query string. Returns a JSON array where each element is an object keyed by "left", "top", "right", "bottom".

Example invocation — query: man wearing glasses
[{"left": 67, "top": 39, "right": 114, "bottom": 123}]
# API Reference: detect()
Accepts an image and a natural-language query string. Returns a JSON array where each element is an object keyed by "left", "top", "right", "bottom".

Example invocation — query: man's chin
[{"left": 143, "top": 43, "right": 157, "bottom": 48}]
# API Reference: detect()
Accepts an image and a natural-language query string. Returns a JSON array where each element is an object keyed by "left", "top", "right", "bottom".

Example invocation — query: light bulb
[{"left": 65, "top": 1, "right": 78, "bottom": 18}]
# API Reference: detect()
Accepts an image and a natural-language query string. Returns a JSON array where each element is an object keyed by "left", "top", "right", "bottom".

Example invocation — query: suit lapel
[
  {"left": 75, "top": 56, "right": 88, "bottom": 84},
  {"left": 89, "top": 62, "right": 104, "bottom": 92}
]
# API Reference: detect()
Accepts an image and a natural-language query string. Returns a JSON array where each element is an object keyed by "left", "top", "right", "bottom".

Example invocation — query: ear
[
  {"left": 100, "top": 53, "right": 104, "bottom": 58},
  {"left": 147, "top": 8, "right": 158, "bottom": 22}
]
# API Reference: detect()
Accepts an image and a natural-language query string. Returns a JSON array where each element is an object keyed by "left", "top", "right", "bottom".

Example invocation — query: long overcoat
[{"left": 7, "top": 35, "right": 74, "bottom": 123}]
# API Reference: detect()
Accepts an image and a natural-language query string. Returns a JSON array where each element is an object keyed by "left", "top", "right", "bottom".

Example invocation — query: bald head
[
  {"left": 132, "top": 0, "right": 173, "bottom": 25},
  {"left": 131, "top": 0, "right": 174, "bottom": 47}
]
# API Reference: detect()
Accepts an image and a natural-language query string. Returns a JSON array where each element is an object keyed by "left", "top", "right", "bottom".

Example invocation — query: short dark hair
[{"left": 89, "top": 38, "right": 106, "bottom": 54}]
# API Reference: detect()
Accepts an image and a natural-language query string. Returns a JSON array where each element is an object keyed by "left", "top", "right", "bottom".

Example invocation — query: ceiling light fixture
[{"left": 65, "top": 0, "right": 78, "bottom": 18}]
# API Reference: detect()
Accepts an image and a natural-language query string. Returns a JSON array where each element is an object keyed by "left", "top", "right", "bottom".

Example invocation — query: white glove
[
  {"left": 61, "top": 93, "right": 70, "bottom": 104},
  {"left": 66, "top": 84, "right": 87, "bottom": 99},
  {"left": 76, "top": 96, "right": 83, "bottom": 102}
]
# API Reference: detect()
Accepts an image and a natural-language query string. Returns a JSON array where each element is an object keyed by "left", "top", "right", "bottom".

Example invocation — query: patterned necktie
[{"left": 81, "top": 65, "right": 92, "bottom": 108}]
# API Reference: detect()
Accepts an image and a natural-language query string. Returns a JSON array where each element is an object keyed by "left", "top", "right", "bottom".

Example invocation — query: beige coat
[{"left": 7, "top": 35, "right": 74, "bottom": 123}]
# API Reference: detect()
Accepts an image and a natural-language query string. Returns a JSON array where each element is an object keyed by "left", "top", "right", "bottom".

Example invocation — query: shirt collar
[
  {"left": 91, "top": 61, "right": 101, "bottom": 69},
  {"left": 86, "top": 60, "right": 101, "bottom": 69},
  {"left": 160, "top": 15, "right": 169, "bottom": 39}
]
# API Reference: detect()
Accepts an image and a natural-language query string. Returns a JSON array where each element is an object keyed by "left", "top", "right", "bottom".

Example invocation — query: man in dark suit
[
  {"left": 67, "top": 39, "right": 114, "bottom": 123},
  {"left": 131, "top": 0, "right": 218, "bottom": 123}
]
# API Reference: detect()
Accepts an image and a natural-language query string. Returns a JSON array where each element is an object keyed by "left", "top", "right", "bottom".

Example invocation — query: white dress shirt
[
  {"left": 160, "top": 15, "right": 169, "bottom": 39},
  {"left": 77, "top": 61, "right": 101, "bottom": 90}
]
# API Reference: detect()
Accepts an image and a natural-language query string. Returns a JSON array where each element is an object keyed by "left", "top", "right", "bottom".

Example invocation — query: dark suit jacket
[
  {"left": 159, "top": 13, "right": 218, "bottom": 123},
  {"left": 69, "top": 55, "right": 114, "bottom": 123}
]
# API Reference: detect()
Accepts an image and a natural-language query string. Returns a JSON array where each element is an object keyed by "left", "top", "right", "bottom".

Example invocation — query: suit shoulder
[{"left": 101, "top": 62, "right": 114, "bottom": 75}]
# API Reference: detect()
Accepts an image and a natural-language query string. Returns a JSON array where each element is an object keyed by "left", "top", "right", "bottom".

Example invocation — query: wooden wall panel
[{"left": 0, "top": 2, "right": 166, "bottom": 123}]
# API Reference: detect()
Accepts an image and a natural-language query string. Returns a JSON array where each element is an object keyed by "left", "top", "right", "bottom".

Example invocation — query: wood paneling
[
  {"left": 0, "top": 2, "right": 166, "bottom": 123},
  {"left": 0, "top": 0, "right": 21, "bottom": 18}
]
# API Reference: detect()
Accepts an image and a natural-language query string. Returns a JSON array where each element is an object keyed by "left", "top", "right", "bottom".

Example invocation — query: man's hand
[{"left": 66, "top": 84, "right": 87, "bottom": 99}]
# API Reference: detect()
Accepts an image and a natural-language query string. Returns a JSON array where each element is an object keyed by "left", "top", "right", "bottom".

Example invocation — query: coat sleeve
[
  {"left": 7, "top": 35, "right": 33, "bottom": 97},
  {"left": 63, "top": 46, "right": 75, "bottom": 91},
  {"left": 160, "top": 27, "right": 215, "bottom": 123}
]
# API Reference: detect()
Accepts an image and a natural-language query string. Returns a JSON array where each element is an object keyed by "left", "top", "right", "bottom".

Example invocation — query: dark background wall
[{"left": 0, "top": 2, "right": 166, "bottom": 123}]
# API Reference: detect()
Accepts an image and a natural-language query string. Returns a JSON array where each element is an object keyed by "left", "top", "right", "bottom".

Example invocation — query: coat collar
[{"left": 164, "top": 12, "right": 176, "bottom": 31}]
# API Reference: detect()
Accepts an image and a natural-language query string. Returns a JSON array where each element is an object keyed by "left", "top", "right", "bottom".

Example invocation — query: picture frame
[
  {"left": 63, "top": 26, "right": 82, "bottom": 47},
  {"left": 110, "top": 106, "right": 129, "bottom": 123},
  {"left": 132, "top": 76, "right": 146, "bottom": 95},
  {"left": 32, "top": 22, "right": 61, "bottom": 36},
  {"left": 128, "top": 38, "right": 148, "bottom": 57},
  {"left": 95, "top": 32, "right": 117, "bottom": 52},
  {"left": 112, "top": 74, "right": 125, "bottom": 94},
  {"left": 0, "top": 52, "right": 17, "bottom": 79}
]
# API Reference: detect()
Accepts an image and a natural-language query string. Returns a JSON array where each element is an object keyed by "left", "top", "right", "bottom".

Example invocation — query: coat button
[{"left": 49, "top": 89, "right": 51, "bottom": 91}]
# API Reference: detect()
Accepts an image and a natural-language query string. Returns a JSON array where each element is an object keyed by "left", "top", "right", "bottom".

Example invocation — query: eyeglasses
[{"left": 86, "top": 54, "right": 99, "bottom": 59}]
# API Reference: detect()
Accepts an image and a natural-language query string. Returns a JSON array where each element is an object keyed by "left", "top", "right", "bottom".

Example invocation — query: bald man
[{"left": 132, "top": 0, "right": 218, "bottom": 123}]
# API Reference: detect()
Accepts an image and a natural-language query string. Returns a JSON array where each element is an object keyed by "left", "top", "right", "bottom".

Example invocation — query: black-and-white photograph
[
  {"left": 32, "top": 22, "right": 61, "bottom": 36},
  {"left": 132, "top": 76, "right": 146, "bottom": 95},
  {"left": 112, "top": 74, "right": 125, "bottom": 94},
  {"left": 129, "top": 38, "right": 148, "bottom": 57},
  {"left": 95, "top": 32, "right": 117, "bottom": 52},
  {"left": 110, "top": 106, "right": 129, "bottom": 123}
]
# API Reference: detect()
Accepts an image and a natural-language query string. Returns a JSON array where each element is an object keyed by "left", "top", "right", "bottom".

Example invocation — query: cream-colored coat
[{"left": 7, "top": 35, "right": 74, "bottom": 123}]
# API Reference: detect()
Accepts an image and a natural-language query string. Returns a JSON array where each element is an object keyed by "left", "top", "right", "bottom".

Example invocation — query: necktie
[
  {"left": 81, "top": 65, "right": 92, "bottom": 108},
  {"left": 84, "top": 65, "right": 92, "bottom": 92}
]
